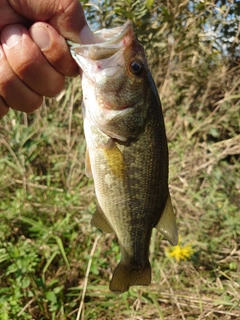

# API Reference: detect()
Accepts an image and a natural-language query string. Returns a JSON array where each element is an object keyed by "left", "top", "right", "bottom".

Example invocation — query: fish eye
[{"left": 129, "top": 60, "right": 144, "bottom": 76}]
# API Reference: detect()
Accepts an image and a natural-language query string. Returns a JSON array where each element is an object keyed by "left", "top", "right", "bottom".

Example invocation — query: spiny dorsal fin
[
  {"left": 85, "top": 147, "right": 92, "bottom": 178},
  {"left": 155, "top": 193, "right": 178, "bottom": 246},
  {"left": 91, "top": 202, "right": 114, "bottom": 234}
]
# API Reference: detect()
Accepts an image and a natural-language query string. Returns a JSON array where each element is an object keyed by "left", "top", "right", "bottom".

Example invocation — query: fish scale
[{"left": 69, "top": 21, "right": 178, "bottom": 293}]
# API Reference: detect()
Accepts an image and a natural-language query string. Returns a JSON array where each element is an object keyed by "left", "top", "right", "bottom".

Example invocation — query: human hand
[{"left": 0, "top": 0, "right": 93, "bottom": 118}]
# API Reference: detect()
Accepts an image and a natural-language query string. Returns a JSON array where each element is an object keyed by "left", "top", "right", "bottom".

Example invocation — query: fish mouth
[
  {"left": 69, "top": 21, "right": 135, "bottom": 82},
  {"left": 70, "top": 21, "right": 134, "bottom": 61}
]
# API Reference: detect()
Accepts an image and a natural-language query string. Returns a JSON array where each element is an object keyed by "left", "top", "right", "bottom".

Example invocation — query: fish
[{"left": 69, "top": 21, "right": 178, "bottom": 294}]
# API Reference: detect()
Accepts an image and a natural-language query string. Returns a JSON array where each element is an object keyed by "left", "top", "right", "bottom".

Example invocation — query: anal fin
[
  {"left": 91, "top": 202, "right": 114, "bottom": 234},
  {"left": 155, "top": 193, "right": 178, "bottom": 246}
]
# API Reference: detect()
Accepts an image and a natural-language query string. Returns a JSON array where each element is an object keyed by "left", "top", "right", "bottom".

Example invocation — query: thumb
[{"left": 30, "top": 22, "right": 80, "bottom": 76}]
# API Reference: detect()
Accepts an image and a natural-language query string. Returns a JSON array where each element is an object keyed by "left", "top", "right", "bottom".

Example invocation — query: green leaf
[
  {"left": 54, "top": 236, "right": 70, "bottom": 269},
  {"left": 45, "top": 291, "right": 57, "bottom": 304}
]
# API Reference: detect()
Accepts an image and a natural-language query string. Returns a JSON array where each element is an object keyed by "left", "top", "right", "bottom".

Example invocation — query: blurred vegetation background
[{"left": 0, "top": 1, "right": 239, "bottom": 319}]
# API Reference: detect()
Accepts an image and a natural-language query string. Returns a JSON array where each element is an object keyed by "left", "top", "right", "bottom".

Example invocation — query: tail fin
[{"left": 109, "top": 261, "right": 151, "bottom": 294}]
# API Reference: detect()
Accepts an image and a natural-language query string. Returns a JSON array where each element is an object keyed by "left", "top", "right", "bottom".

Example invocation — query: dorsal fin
[{"left": 155, "top": 193, "right": 178, "bottom": 246}]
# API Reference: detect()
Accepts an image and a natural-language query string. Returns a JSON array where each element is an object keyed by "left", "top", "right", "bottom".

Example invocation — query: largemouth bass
[{"left": 69, "top": 21, "right": 178, "bottom": 294}]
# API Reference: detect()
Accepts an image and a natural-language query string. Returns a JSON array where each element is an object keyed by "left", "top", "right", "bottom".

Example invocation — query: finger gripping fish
[{"left": 69, "top": 21, "right": 178, "bottom": 294}]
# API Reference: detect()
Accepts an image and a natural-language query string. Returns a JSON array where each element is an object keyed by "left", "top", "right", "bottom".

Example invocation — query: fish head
[{"left": 70, "top": 21, "right": 154, "bottom": 143}]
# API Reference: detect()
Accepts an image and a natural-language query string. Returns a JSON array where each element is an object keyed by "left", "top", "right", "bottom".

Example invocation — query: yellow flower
[{"left": 166, "top": 238, "right": 194, "bottom": 262}]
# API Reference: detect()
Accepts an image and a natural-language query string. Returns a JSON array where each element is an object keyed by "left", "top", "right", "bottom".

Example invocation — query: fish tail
[{"left": 109, "top": 261, "right": 151, "bottom": 294}]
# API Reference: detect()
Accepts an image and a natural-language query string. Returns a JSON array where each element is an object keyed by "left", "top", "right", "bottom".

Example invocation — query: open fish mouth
[
  {"left": 69, "top": 21, "right": 134, "bottom": 60},
  {"left": 68, "top": 21, "right": 136, "bottom": 84}
]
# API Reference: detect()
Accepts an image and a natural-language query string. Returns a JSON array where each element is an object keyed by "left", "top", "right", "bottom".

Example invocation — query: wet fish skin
[{"left": 69, "top": 21, "right": 178, "bottom": 294}]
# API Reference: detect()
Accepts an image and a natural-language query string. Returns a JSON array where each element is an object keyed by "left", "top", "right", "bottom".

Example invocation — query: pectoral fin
[
  {"left": 85, "top": 147, "right": 92, "bottom": 178},
  {"left": 155, "top": 193, "right": 178, "bottom": 246},
  {"left": 102, "top": 139, "right": 126, "bottom": 179},
  {"left": 91, "top": 201, "right": 114, "bottom": 234}
]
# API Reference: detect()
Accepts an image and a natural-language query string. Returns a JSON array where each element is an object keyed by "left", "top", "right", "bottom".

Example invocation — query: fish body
[{"left": 69, "top": 21, "right": 178, "bottom": 294}]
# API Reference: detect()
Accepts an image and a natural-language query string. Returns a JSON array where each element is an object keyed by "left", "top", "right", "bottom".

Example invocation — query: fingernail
[
  {"left": 2, "top": 25, "right": 22, "bottom": 48},
  {"left": 30, "top": 25, "right": 51, "bottom": 50}
]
